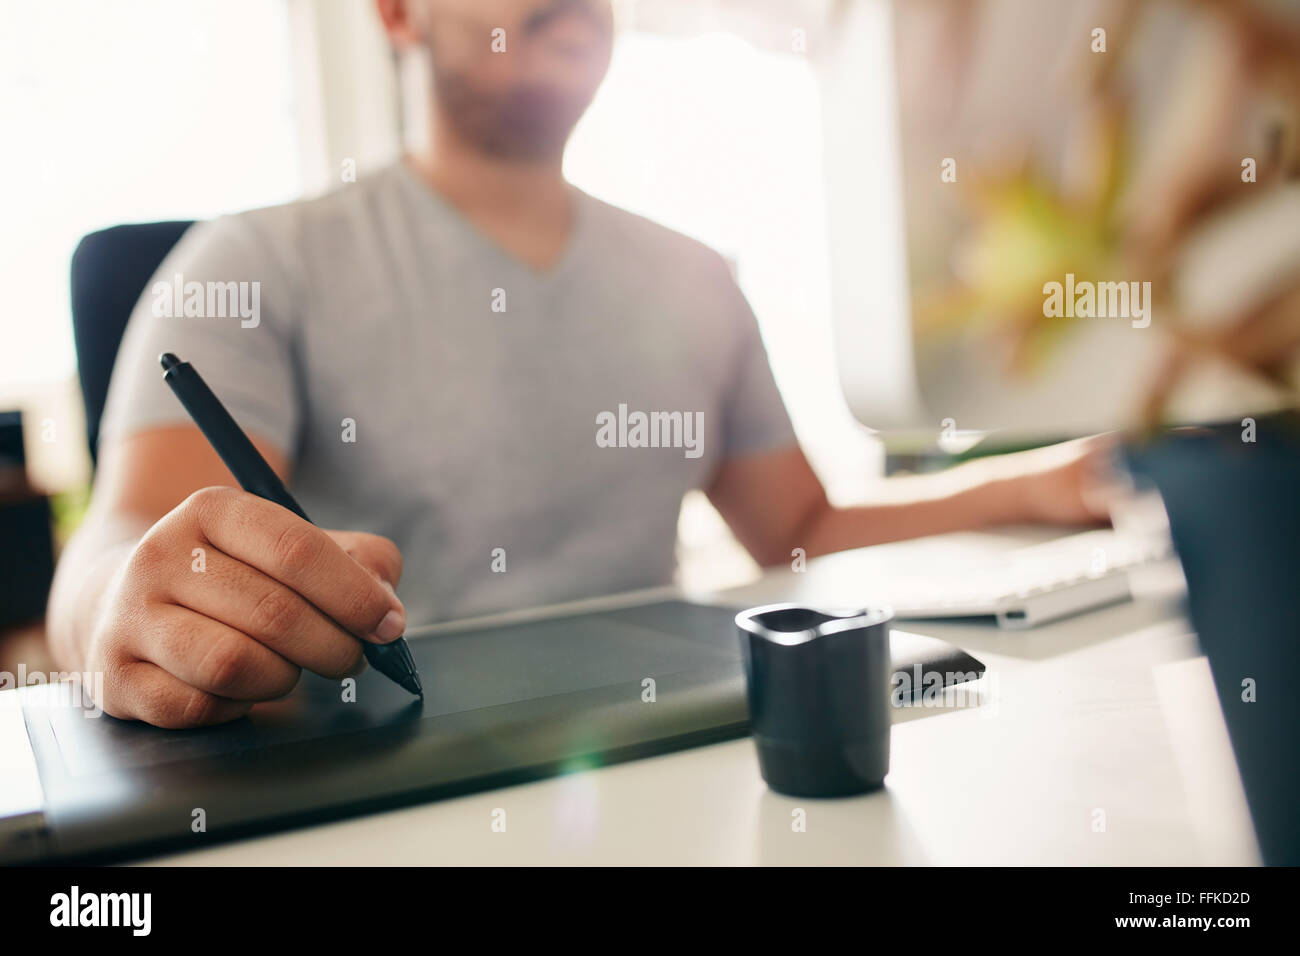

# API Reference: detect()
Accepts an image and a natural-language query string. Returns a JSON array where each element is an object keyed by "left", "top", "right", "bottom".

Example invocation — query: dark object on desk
[
  {"left": 70, "top": 220, "right": 194, "bottom": 465},
  {"left": 0, "top": 410, "right": 55, "bottom": 629},
  {"left": 159, "top": 352, "right": 421, "bottom": 697},
  {"left": 1125, "top": 412, "right": 1300, "bottom": 866},
  {"left": 737, "top": 604, "right": 894, "bottom": 797},
  {"left": 0, "top": 410, "right": 25, "bottom": 471},
  {"left": 0, "top": 495, "right": 54, "bottom": 630},
  {"left": 8, "top": 598, "right": 983, "bottom": 862}
]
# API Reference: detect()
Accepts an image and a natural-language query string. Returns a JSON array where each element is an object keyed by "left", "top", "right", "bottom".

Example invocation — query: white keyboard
[{"left": 887, "top": 529, "right": 1174, "bottom": 629}]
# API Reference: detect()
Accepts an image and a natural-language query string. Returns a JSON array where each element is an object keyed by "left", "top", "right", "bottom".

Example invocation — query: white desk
[{"left": 142, "top": 529, "right": 1259, "bottom": 866}]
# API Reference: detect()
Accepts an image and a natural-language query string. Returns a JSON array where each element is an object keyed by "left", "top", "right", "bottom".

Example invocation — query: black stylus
[{"left": 159, "top": 352, "right": 423, "bottom": 697}]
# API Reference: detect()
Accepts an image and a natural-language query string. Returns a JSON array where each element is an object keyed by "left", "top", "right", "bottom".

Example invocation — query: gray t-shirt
[{"left": 100, "top": 162, "right": 795, "bottom": 624}]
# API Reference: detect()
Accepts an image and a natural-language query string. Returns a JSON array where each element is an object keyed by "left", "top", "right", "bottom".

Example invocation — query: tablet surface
[{"left": 13, "top": 599, "right": 982, "bottom": 862}]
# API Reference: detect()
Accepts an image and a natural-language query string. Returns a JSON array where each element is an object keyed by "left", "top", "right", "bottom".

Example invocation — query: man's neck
[{"left": 407, "top": 116, "right": 575, "bottom": 269}]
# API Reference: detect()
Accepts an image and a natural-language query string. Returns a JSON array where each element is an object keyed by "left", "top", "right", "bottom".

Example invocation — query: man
[{"left": 47, "top": 0, "right": 1111, "bottom": 728}]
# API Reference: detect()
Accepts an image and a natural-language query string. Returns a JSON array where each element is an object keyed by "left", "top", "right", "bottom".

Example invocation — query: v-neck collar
[{"left": 394, "top": 157, "right": 588, "bottom": 282}]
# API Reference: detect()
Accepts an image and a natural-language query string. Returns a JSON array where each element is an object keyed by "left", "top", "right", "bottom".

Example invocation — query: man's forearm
[
  {"left": 798, "top": 475, "right": 1024, "bottom": 559},
  {"left": 45, "top": 514, "right": 148, "bottom": 673},
  {"left": 704, "top": 443, "right": 1083, "bottom": 568}
]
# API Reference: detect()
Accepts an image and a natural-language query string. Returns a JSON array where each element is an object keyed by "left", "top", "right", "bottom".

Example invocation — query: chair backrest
[{"left": 69, "top": 221, "right": 194, "bottom": 465}]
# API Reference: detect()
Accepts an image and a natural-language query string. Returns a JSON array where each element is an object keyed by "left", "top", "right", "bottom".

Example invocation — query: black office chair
[{"left": 69, "top": 221, "right": 195, "bottom": 466}]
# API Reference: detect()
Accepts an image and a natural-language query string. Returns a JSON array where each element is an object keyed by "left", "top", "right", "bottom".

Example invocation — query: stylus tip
[
  {"left": 407, "top": 672, "right": 424, "bottom": 697},
  {"left": 361, "top": 639, "right": 424, "bottom": 697},
  {"left": 395, "top": 641, "right": 422, "bottom": 697}
]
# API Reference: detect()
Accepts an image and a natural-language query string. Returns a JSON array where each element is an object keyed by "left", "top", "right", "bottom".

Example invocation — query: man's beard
[
  {"left": 426, "top": 0, "right": 609, "bottom": 161},
  {"left": 432, "top": 70, "right": 591, "bottom": 161}
]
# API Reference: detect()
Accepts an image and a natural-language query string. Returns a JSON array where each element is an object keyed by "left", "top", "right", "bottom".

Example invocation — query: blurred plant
[
  {"left": 49, "top": 483, "right": 91, "bottom": 551},
  {"left": 913, "top": 0, "right": 1300, "bottom": 427}
]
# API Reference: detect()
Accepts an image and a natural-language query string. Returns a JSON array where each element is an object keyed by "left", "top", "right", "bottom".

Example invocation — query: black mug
[{"left": 735, "top": 603, "right": 893, "bottom": 797}]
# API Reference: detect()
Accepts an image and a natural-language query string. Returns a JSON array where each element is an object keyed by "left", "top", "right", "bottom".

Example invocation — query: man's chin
[
  {"left": 447, "top": 88, "right": 589, "bottom": 161},
  {"left": 473, "top": 129, "right": 571, "bottom": 161}
]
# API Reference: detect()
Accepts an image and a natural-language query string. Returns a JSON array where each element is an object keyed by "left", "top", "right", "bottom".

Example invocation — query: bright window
[{"left": 0, "top": 0, "right": 301, "bottom": 391}]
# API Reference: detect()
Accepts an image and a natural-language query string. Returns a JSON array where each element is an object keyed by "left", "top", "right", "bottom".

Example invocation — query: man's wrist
[{"left": 965, "top": 475, "right": 1032, "bottom": 528}]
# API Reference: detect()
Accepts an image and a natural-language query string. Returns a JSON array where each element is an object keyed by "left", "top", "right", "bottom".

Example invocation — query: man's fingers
[
  {"left": 128, "top": 603, "right": 302, "bottom": 701},
  {"left": 328, "top": 529, "right": 404, "bottom": 588},
  {"left": 162, "top": 547, "right": 368, "bottom": 679},
  {"left": 1075, "top": 434, "right": 1127, "bottom": 521},
  {"left": 105, "top": 659, "right": 253, "bottom": 729},
  {"left": 188, "top": 487, "right": 406, "bottom": 643}
]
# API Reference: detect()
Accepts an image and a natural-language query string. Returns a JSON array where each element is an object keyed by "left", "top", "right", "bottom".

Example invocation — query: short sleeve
[
  {"left": 97, "top": 213, "right": 301, "bottom": 461},
  {"left": 719, "top": 278, "right": 798, "bottom": 458}
]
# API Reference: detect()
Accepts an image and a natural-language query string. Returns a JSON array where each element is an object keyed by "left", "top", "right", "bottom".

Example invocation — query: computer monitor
[{"left": 823, "top": 0, "right": 1300, "bottom": 442}]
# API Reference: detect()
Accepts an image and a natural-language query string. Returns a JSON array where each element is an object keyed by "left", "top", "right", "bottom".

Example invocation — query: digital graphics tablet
[{"left": 1, "top": 597, "right": 984, "bottom": 863}]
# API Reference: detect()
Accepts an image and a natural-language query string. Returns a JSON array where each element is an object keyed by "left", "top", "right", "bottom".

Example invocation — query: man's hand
[
  {"left": 84, "top": 486, "right": 407, "bottom": 728},
  {"left": 988, "top": 435, "right": 1120, "bottom": 527}
]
